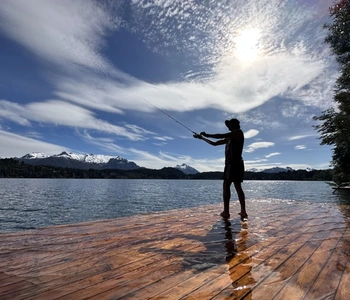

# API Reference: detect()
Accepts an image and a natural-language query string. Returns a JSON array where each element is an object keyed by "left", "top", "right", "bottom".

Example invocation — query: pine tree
[{"left": 314, "top": 0, "right": 350, "bottom": 185}]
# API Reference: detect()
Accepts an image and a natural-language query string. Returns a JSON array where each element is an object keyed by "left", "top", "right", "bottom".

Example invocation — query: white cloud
[
  {"left": 154, "top": 136, "right": 173, "bottom": 141},
  {"left": 0, "top": 130, "right": 67, "bottom": 158},
  {"left": 265, "top": 152, "right": 281, "bottom": 158},
  {"left": 50, "top": 46, "right": 330, "bottom": 117},
  {"left": 0, "top": 0, "right": 119, "bottom": 74},
  {"left": 121, "top": 0, "right": 335, "bottom": 110},
  {"left": 245, "top": 141, "right": 274, "bottom": 153},
  {"left": 289, "top": 134, "right": 318, "bottom": 141},
  {"left": 0, "top": 99, "right": 150, "bottom": 141},
  {"left": 295, "top": 145, "right": 307, "bottom": 150},
  {"left": 1, "top": 0, "right": 335, "bottom": 118},
  {"left": 0, "top": 100, "right": 31, "bottom": 126},
  {"left": 281, "top": 103, "right": 306, "bottom": 118},
  {"left": 245, "top": 129, "right": 259, "bottom": 139},
  {"left": 124, "top": 124, "right": 155, "bottom": 136},
  {"left": 25, "top": 131, "right": 43, "bottom": 139},
  {"left": 77, "top": 130, "right": 127, "bottom": 154}
]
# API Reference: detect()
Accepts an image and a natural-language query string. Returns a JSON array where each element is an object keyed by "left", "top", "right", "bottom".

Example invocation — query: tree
[{"left": 314, "top": 0, "right": 350, "bottom": 184}]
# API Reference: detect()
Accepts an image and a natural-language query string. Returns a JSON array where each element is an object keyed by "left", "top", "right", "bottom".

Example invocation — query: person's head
[{"left": 225, "top": 118, "right": 240, "bottom": 130}]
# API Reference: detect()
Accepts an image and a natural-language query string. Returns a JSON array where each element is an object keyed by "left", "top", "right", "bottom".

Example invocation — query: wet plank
[{"left": 0, "top": 200, "right": 349, "bottom": 299}]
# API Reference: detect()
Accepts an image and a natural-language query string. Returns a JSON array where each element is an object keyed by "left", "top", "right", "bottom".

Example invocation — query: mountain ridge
[
  {"left": 16, "top": 151, "right": 140, "bottom": 171},
  {"left": 15, "top": 152, "right": 200, "bottom": 174},
  {"left": 12, "top": 152, "right": 315, "bottom": 174},
  {"left": 0, "top": 157, "right": 332, "bottom": 181}
]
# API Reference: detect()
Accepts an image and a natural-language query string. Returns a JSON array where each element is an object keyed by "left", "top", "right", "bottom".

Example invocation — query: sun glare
[{"left": 234, "top": 28, "right": 261, "bottom": 63}]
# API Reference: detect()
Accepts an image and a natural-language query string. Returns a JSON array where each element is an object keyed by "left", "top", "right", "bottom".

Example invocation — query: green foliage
[
  {"left": 314, "top": 0, "right": 350, "bottom": 184},
  {"left": 0, "top": 159, "right": 188, "bottom": 179},
  {"left": 324, "top": 0, "right": 350, "bottom": 65}
]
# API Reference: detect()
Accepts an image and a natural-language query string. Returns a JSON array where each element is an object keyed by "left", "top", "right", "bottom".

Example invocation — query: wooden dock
[{"left": 0, "top": 199, "right": 349, "bottom": 299}]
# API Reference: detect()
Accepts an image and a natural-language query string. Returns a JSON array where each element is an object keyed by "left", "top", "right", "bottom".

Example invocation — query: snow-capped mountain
[
  {"left": 247, "top": 166, "right": 295, "bottom": 173},
  {"left": 262, "top": 166, "right": 294, "bottom": 173},
  {"left": 21, "top": 152, "right": 49, "bottom": 159},
  {"left": 52, "top": 152, "right": 116, "bottom": 163},
  {"left": 246, "top": 167, "right": 261, "bottom": 172},
  {"left": 17, "top": 152, "right": 140, "bottom": 170},
  {"left": 174, "top": 163, "right": 199, "bottom": 175}
]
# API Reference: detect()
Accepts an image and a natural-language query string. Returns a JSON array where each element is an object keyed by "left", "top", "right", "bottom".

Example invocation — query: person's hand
[
  {"left": 193, "top": 133, "right": 202, "bottom": 139},
  {"left": 200, "top": 131, "right": 208, "bottom": 137}
]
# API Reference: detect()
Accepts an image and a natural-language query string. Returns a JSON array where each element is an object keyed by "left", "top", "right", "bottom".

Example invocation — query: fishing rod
[{"left": 143, "top": 99, "right": 198, "bottom": 135}]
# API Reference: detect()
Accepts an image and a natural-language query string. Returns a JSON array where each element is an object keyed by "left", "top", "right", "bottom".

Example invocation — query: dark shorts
[{"left": 223, "top": 160, "right": 245, "bottom": 183}]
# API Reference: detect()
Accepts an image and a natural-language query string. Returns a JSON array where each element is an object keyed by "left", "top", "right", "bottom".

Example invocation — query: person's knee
[
  {"left": 233, "top": 182, "right": 241, "bottom": 189},
  {"left": 234, "top": 183, "right": 244, "bottom": 193},
  {"left": 223, "top": 179, "right": 231, "bottom": 186}
]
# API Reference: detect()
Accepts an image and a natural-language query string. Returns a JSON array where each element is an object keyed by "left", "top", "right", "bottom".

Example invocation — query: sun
[{"left": 234, "top": 28, "right": 261, "bottom": 63}]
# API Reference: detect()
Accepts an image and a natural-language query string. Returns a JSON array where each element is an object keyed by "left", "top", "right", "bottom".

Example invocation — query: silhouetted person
[{"left": 194, "top": 118, "right": 247, "bottom": 221}]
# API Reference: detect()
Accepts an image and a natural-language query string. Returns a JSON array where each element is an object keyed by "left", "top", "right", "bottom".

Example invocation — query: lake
[{"left": 1, "top": 179, "right": 349, "bottom": 232}]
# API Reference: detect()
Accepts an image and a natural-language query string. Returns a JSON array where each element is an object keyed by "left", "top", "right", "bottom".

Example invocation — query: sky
[{"left": 0, "top": 0, "right": 338, "bottom": 172}]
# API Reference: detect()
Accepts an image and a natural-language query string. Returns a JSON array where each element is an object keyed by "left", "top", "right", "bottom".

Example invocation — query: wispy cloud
[
  {"left": 245, "top": 129, "right": 259, "bottom": 139},
  {"left": 0, "top": 130, "right": 67, "bottom": 157},
  {"left": 0, "top": 0, "right": 335, "bottom": 118},
  {"left": 154, "top": 136, "right": 173, "bottom": 141},
  {"left": 295, "top": 145, "right": 307, "bottom": 150},
  {"left": 0, "top": 0, "right": 120, "bottom": 74},
  {"left": 77, "top": 130, "right": 127, "bottom": 154},
  {"left": 0, "top": 100, "right": 31, "bottom": 126},
  {"left": 0, "top": 100, "right": 148, "bottom": 141},
  {"left": 289, "top": 133, "right": 319, "bottom": 141},
  {"left": 265, "top": 152, "right": 281, "bottom": 158},
  {"left": 245, "top": 141, "right": 275, "bottom": 153}
]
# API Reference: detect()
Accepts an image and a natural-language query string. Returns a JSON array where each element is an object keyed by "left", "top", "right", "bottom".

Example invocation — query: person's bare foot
[
  {"left": 220, "top": 211, "right": 230, "bottom": 219},
  {"left": 238, "top": 212, "right": 248, "bottom": 221}
]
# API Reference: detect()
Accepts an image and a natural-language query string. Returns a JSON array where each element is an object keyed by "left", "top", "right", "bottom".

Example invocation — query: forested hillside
[{"left": 0, "top": 158, "right": 332, "bottom": 181}]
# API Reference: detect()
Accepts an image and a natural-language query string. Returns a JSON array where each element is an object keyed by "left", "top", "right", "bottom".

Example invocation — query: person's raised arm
[
  {"left": 193, "top": 133, "right": 226, "bottom": 146},
  {"left": 200, "top": 131, "right": 232, "bottom": 139}
]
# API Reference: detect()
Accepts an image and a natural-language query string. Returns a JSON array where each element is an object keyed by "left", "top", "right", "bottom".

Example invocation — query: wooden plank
[
  {"left": 23, "top": 240, "right": 203, "bottom": 299},
  {"left": 8, "top": 240, "right": 202, "bottom": 299},
  {"left": 334, "top": 235, "right": 350, "bottom": 300},
  {"left": 248, "top": 230, "right": 341, "bottom": 299},
  {"left": 218, "top": 232, "right": 316, "bottom": 300},
  {"left": 181, "top": 272, "right": 234, "bottom": 300},
  {"left": 304, "top": 237, "right": 349, "bottom": 299},
  {"left": 213, "top": 212, "right": 348, "bottom": 299},
  {"left": 274, "top": 231, "right": 344, "bottom": 299},
  {"left": 70, "top": 241, "right": 201, "bottom": 300},
  {"left": 145, "top": 265, "right": 228, "bottom": 300}
]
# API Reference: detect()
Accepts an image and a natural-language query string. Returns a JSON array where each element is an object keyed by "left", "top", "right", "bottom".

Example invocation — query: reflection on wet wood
[{"left": 0, "top": 200, "right": 349, "bottom": 299}]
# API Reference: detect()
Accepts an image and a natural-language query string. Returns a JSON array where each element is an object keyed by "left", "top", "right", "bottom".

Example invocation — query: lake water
[{"left": 1, "top": 179, "right": 349, "bottom": 232}]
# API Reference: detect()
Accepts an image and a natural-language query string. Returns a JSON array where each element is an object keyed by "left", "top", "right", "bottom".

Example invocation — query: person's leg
[
  {"left": 233, "top": 182, "right": 247, "bottom": 220},
  {"left": 221, "top": 179, "right": 231, "bottom": 218}
]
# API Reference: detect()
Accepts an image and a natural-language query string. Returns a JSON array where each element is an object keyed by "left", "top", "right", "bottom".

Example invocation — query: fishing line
[{"left": 143, "top": 99, "right": 197, "bottom": 135}]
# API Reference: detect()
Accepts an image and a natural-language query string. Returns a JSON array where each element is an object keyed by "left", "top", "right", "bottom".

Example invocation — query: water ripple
[{"left": 0, "top": 179, "right": 349, "bottom": 232}]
